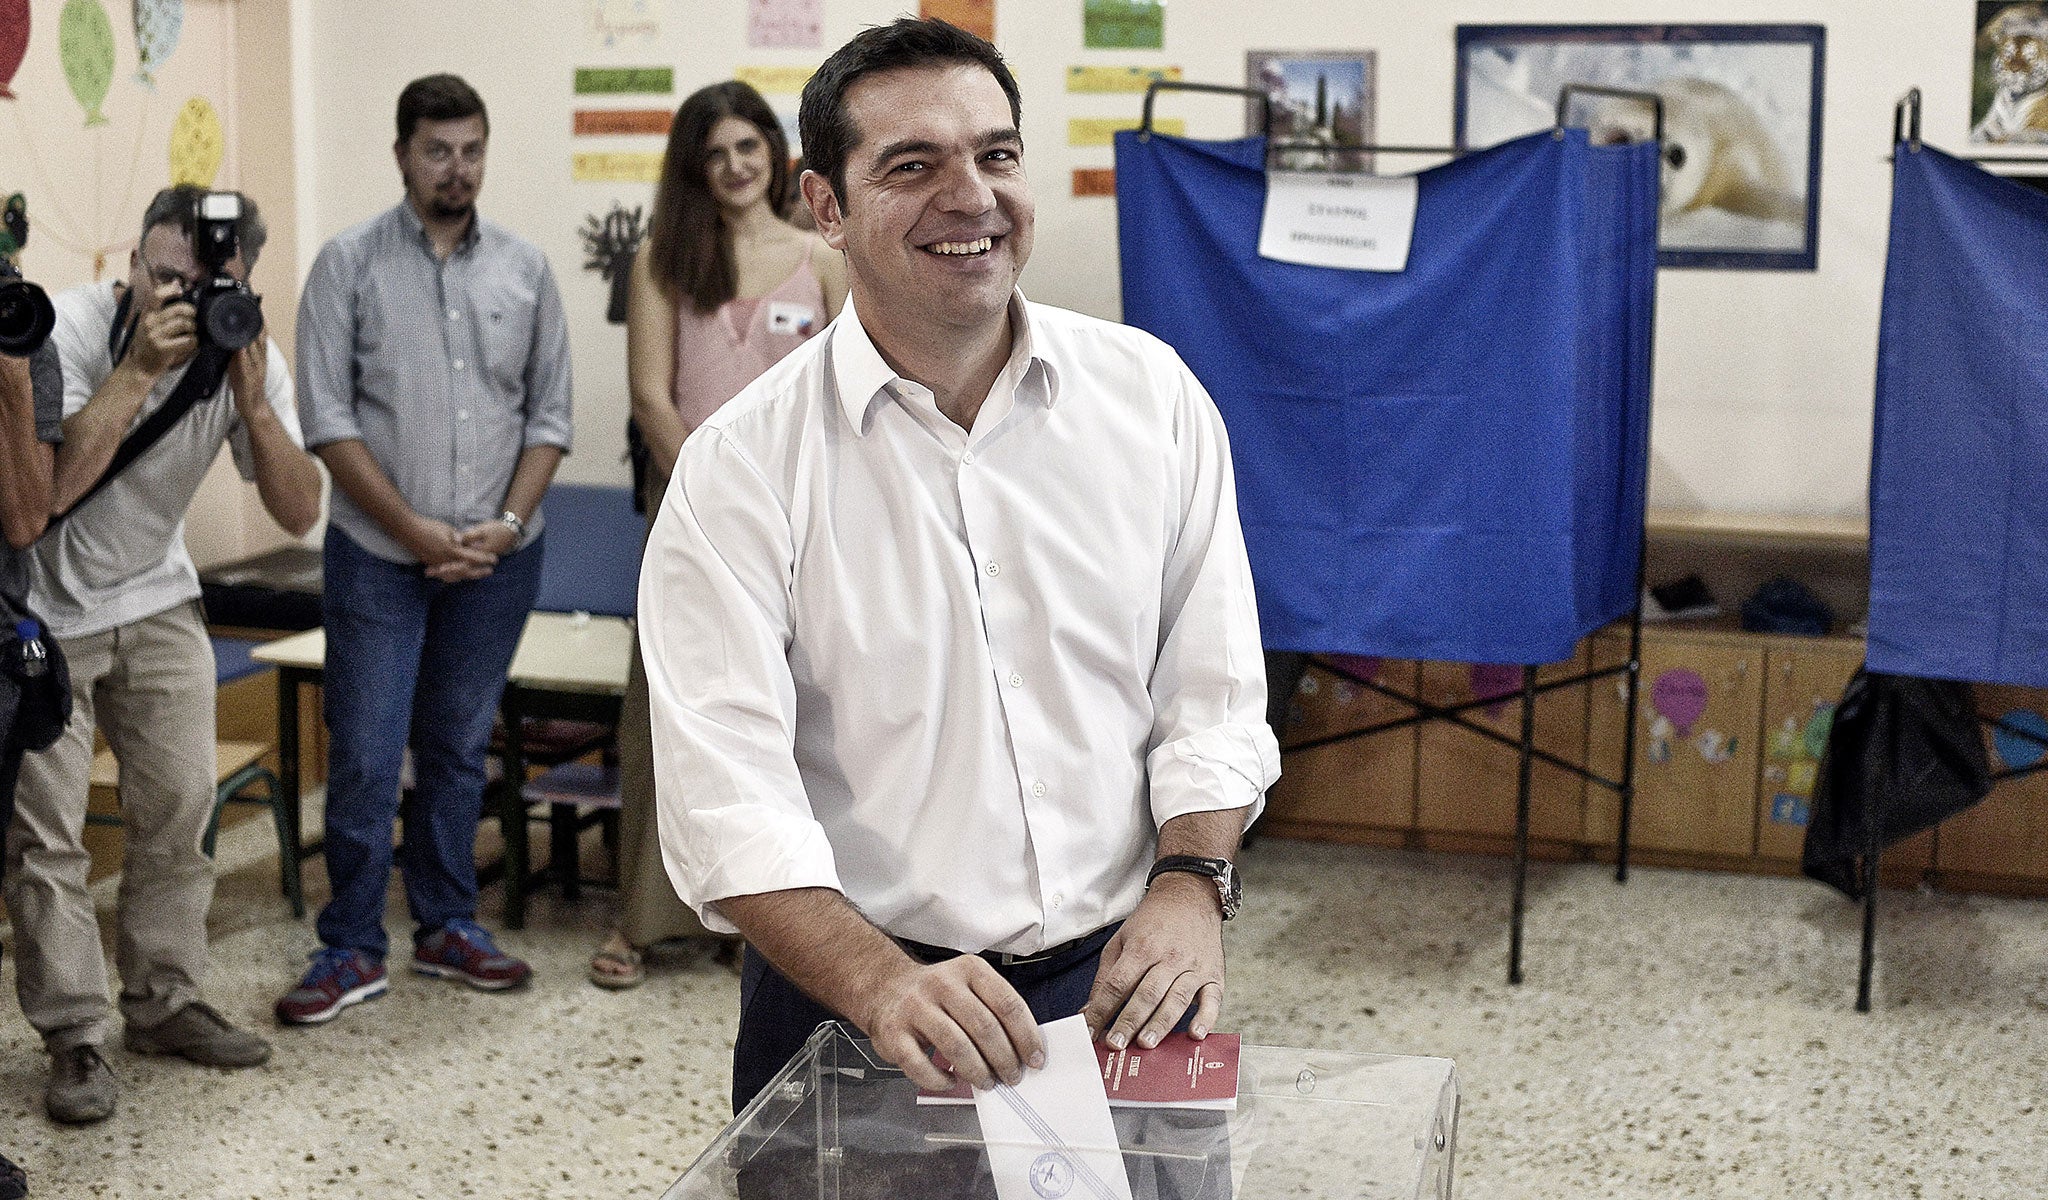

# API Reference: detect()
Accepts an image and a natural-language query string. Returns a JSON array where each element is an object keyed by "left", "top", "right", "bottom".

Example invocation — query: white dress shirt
[{"left": 643, "top": 293, "right": 1279, "bottom": 955}]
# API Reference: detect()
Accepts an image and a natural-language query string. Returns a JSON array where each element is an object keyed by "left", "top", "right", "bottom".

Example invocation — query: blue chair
[{"left": 533, "top": 483, "right": 641, "bottom": 617}]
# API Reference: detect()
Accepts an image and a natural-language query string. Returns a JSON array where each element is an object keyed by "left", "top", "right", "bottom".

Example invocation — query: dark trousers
[
  {"left": 732, "top": 924, "right": 1121, "bottom": 1114},
  {"left": 316, "top": 526, "right": 545, "bottom": 957}
]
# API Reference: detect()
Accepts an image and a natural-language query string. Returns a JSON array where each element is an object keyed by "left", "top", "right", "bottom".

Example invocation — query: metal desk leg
[
  {"left": 276, "top": 666, "right": 304, "bottom": 915},
  {"left": 501, "top": 684, "right": 530, "bottom": 930},
  {"left": 1508, "top": 664, "right": 1536, "bottom": 986}
]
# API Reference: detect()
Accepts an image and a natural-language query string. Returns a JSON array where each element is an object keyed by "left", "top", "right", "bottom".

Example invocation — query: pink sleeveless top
[{"left": 672, "top": 243, "right": 827, "bottom": 429}]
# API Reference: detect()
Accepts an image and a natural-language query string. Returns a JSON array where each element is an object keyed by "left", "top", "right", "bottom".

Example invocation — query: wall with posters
[
  {"left": 278, "top": 2, "right": 1988, "bottom": 532},
  {"left": 3, "top": 0, "right": 303, "bottom": 568}
]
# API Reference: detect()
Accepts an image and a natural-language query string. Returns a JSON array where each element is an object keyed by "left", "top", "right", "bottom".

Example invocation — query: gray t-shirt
[
  {"left": 0, "top": 343, "right": 64, "bottom": 609},
  {"left": 28, "top": 280, "right": 304, "bottom": 640}
]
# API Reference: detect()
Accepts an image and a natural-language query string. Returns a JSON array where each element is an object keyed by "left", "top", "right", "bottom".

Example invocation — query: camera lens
[
  {"left": 198, "top": 285, "right": 263, "bottom": 351},
  {"left": 0, "top": 276, "right": 57, "bottom": 357}
]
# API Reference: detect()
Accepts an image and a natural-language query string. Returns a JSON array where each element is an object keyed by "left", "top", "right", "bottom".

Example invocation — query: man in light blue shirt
[{"left": 281, "top": 74, "right": 572, "bottom": 1025}]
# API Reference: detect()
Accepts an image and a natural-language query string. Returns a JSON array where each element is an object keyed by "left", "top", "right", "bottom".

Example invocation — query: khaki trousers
[
  {"left": 4, "top": 601, "right": 217, "bottom": 1051},
  {"left": 616, "top": 491, "right": 711, "bottom": 947}
]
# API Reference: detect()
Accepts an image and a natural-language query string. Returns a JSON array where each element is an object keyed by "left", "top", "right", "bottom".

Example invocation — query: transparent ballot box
[{"left": 662, "top": 1023, "right": 1458, "bottom": 1200}]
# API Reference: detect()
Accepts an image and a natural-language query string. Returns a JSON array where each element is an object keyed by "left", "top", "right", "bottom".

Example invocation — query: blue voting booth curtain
[
  {"left": 1114, "top": 129, "right": 1658, "bottom": 664},
  {"left": 1868, "top": 144, "right": 2048, "bottom": 689}
]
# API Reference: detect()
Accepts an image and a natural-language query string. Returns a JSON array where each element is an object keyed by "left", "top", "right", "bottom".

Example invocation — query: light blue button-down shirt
[{"left": 296, "top": 201, "right": 572, "bottom": 563}]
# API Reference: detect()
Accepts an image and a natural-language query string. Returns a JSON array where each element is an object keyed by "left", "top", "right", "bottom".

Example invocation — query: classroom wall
[
  {"left": 22, "top": 1, "right": 1988, "bottom": 566},
  {"left": 5, "top": 0, "right": 306, "bottom": 569}
]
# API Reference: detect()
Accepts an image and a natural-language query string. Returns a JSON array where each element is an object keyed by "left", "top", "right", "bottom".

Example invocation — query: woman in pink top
[{"left": 591, "top": 81, "right": 846, "bottom": 989}]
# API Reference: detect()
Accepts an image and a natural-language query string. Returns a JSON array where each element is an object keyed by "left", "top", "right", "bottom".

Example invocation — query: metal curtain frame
[
  {"left": 1138, "top": 79, "right": 1466, "bottom": 164},
  {"left": 1137, "top": 80, "right": 1662, "bottom": 987},
  {"left": 1854, "top": 87, "right": 2048, "bottom": 1012}
]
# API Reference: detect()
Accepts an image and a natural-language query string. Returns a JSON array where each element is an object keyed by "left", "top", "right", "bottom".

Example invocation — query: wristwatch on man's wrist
[
  {"left": 1145, "top": 855, "right": 1241, "bottom": 920},
  {"left": 498, "top": 510, "right": 525, "bottom": 538}
]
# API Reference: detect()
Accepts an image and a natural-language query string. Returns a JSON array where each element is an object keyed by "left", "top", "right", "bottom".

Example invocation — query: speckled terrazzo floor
[{"left": 3, "top": 810, "right": 2044, "bottom": 1198}]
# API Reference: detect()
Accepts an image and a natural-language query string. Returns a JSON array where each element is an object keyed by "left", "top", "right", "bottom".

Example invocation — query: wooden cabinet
[
  {"left": 1588, "top": 628, "right": 1762, "bottom": 858},
  {"left": 1414, "top": 650, "right": 1588, "bottom": 844},
  {"left": 1266, "top": 657, "right": 1418, "bottom": 835},
  {"left": 1936, "top": 684, "right": 2048, "bottom": 887},
  {"left": 1754, "top": 640, "right": 1861, "bottom": 863}
]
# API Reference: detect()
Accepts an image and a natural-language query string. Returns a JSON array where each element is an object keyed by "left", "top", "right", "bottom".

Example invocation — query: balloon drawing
[
  {"left": 133, "top": 0, "right": 181, "bottom": 88},
  {"left": 168, "top": 95, "right": 222, "bottom": 186},
  {"left": 1649, "top": 668, "right": 1709, "bottom": 738},
  {"left": 60, "top": 0, "right": 115, "bottom": 127},
  {"left": 0, "top": 0, "right": 29, "bottom": 100}
]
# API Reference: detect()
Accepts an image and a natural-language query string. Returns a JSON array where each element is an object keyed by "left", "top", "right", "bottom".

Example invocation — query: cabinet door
[
  {"left": 1588, "top": 633, "right": 1763, "bottom": 857},
  {"left": 1935, "top": 684, "right": 2048, "bottom": 884},
  {"left": 1268, "top": 657, "right": 1419, "bottom": 832},
  {"left": 1414, "top": 648, "right": 1588, "bottom": 842},
  {"left": 1755, "top": 643, "right": 1861, "bottom": 863}
]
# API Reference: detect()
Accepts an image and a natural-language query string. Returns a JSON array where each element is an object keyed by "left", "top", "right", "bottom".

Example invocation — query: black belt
[{"left": 898, "top": 923, "right": 1118, "bottom": 970}]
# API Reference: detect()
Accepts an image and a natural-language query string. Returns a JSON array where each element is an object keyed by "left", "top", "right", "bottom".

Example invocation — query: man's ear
[{"left": 800, "top": 170, "right": 846, "bottom": 250}]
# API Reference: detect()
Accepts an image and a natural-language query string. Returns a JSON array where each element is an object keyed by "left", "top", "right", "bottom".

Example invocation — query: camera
[
  {"left": 0, "top": 259, "right": 54, "bottom": 358},
  {"left": 184, "top": 191, "right": 263, "bottom": 352}
]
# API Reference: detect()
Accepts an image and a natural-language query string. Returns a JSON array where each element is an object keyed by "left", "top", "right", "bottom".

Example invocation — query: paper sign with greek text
[{"left": 1257, "top": 171, "right": 1418, "bottom": 272}]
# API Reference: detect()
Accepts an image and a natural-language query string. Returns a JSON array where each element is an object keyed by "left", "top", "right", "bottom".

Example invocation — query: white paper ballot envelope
[
  {"left": 1257, "top": 170, "right": 1419, "bottom": 272},
  {"left": 975, "top": 1015, "right": 1135, "bottom": 1200}
]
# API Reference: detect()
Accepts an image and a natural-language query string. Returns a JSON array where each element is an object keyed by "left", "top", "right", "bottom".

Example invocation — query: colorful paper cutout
[
  {"left": 132, "top": 0, "right": 180, "bottom": 88},
  {"left": 1069, "top": 116, "right": 1179, "bottom": 146},
  {"left": 920, "top": 0, "right": 993, "bottom": 41},
  {"left": 1072, "top": 167, "right": 1116, "bottom": 196},
  {"left": 574, "top": 66, "right": 673, "bottom": 96},
  {"left": 1068, "top": 65, "right": 1181, "bottom": 93},
  {"left": 1650, "top": 668, "right": 1708, "bottom": 737},
  {"left": 1083, "top": 0, "right": 1161, "bottom": 49},
  {"left": 748, "top": 0, "right": 821, "bottom": 48},
  {"left": 573, "top": 152, "right": 664, "bottom": 183},
  {"left": 60, "top": 0, "right": 115, "bottom": 127},
  {"left": 573, "top": 108, "right": 672, "bottom": 136},
  {"left": 735, "top": 65, "right": 815, "bottom": 95},
  {"left": 1, "top": 0, "right": 30, "bottom": 100},
  {"left": 167, "top": 95, "right": 222, "bottom": 186}
]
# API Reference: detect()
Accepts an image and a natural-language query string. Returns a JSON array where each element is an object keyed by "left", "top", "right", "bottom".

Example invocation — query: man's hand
[
  {"left": 126, "top": 282, "right": 198, "bottom": 378},
  {"left": 226, "top": 338, "right": 268, "bottom": 421},
  {"left": 406, "top": 515, "right": 496, "bottom": 582},
  {"left": 1081, "top": 872, "right": 1225, "bottom": 1051},
  {"left": 456, "top": 518, "right": 519, "bottom": 560},
  {"left": 854, "top": 954, "right": 1045, "bottom": 1094}
]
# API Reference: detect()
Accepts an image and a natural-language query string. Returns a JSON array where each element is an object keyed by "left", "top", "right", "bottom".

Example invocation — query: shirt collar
[
  {"left": 829, "top": 290, "right": 1059, "bottom": 437},
  {"left": 395, "top": 198, "right": 482, "bottom": 256}
]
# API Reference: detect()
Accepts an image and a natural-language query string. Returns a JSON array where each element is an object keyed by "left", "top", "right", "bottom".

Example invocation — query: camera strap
[{"left": 50, "top": 289, "right": 234, "bottom": 524}]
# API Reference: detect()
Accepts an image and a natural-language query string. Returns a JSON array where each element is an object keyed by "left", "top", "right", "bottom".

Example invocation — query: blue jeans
[{"left": 316, "top": 526, "right": 543, "bottom": 957}]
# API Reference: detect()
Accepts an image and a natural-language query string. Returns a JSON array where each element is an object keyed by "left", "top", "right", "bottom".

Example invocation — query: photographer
[
  {"left": 1, "top": 244, "right": 60, "bottom": 1198},
  {"left": 5, "top": 185, "right": 320, "bottom": 1126}
]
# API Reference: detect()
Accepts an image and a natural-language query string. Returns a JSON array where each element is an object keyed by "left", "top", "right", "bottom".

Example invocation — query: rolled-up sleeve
[
  {"left": 642, "top": 426, "right": 838, "bottom": 933},
  {"left": 520, "top": 259, "right": 573, "bottom": 452},
  {"left": 293, "top": 241, "right": 362, "bottom": 450},
  {"left": 1144, "top": 356, "right": 1281, "bottom": 831}
]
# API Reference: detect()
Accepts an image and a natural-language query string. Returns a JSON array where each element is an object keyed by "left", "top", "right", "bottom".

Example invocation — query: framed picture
[
  {"left": 1246, "top": 51, "right": 1377, "bottom": 173},
  {"left": 1972, "top": 2, "right": 2048, "bottom": 147},
  {"left": 1455, "top": 24, "right": 1826, "bottom": 270}
]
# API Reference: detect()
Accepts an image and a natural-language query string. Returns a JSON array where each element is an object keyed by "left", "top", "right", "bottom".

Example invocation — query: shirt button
[
  {"left": 453, "top": 358, "right": 465, "bottom": 371},
  {"left": 1051, "top": 893, "right": 1064, "bottom": 910},
  {"left": 962, "top": 450, "right": 975, "bottom": 465},
  {"left": 448, "top": 309, "right": 461, "bottom": 320},
  {"left": 1031, "top": 781, "right": 1046, "bottom": 798},
  {"left": 1008, "top": 673, "right": 1023, "bottom": 688},
  {"left": 985, "top": 561, "right": 1001, "bottom": 577},
  {"left": 458, "top": 410, "right": 470, "bottom": 421}
]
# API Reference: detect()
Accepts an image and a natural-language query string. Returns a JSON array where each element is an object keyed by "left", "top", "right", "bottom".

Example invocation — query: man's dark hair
[
  {"left": 139, "top": 185, "right": 267, "bottom": 269},
  {"left": 396, "top": 73, "right": 489, "bottom": 145},
  {"left": 798, "top": 17, "right": 1021, "bottom": 211}
]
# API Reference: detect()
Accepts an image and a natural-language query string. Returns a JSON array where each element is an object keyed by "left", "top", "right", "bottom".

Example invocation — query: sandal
[
  {"left": 0, "top": 1149, "right": 25, "bottom": 1200},
  {"left": 588, "top": 940, "right": 646, "bottom": 990}
]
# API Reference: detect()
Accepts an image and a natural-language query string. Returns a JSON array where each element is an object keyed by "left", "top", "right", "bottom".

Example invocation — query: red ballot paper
[{"left": 917, "top": 1033, "right": 1240, "bottom": 1110}]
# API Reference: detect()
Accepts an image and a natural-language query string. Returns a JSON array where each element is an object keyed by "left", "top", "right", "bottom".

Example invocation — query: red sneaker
[
  {"left": 412, "top": 919, "right": 532, "bottom": 991},
  {"left": 276, "top": 948, "right": 388, "bottom": 1025}
]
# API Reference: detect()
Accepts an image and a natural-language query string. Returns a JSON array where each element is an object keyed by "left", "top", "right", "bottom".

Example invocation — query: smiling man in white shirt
[{"left": 640, "top": 17, "right": 1280, "bottom": 1112}]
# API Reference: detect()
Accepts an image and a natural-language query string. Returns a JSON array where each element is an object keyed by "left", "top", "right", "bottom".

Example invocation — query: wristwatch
[
  {"left": 1146, "top": 855, "right": 1241, "bottom": 921},
  {"left": 498, "top": 510, "right": 526, "bottom": 537}
]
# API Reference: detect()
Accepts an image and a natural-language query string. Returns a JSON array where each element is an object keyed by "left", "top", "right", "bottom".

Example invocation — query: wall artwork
[
  {"left": 1083, "top": 0, "right": 1161, "bottom": 50},
  {"left": 1246, "top": 50, "right": 1375, "bottom": 172},
  {"left": 747, "top": 0, "right": 821, "bottom": 49},
  {"left": 920, "top": 0, "right": 993, "bottom": 43},
  {"left": 1972, "top": 2, "right": 2048, "bottom": 145},
  {"left": 1456, "top": 24, "right": 1826, "bottom": 270}
]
